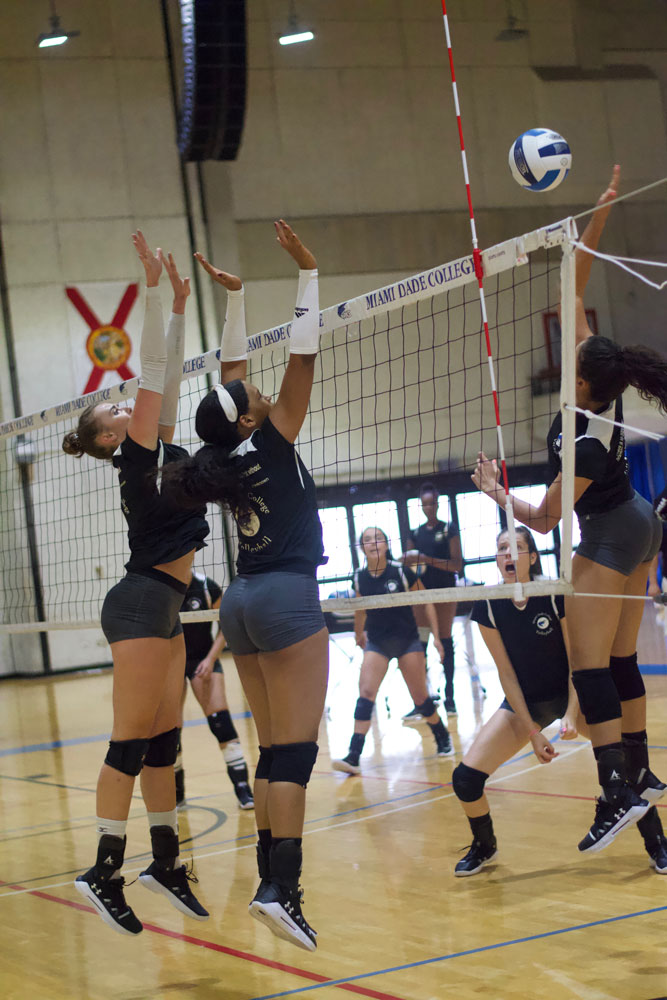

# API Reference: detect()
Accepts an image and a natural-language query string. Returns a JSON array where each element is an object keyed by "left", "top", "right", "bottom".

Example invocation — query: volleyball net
[{"left": 0, "top": 219, "right": 578, "bottom": 647}]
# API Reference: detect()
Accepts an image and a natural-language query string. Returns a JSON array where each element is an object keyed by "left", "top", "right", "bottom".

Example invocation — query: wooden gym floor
[{"left": 0, "top": 603, "right": 666, "bottom": 1000}]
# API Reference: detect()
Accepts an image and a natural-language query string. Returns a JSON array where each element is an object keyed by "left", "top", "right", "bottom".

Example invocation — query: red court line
[{"left": 0, "top": 879, "right": 406, "bottom": 1000}]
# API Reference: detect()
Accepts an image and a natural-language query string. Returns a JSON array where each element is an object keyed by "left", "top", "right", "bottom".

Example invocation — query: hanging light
[
  {"left": 278, "top": 0, "right": 314, "bottom": 46},
  {"left": 36, "top": 0, "right": 80, "bottom": 48}
]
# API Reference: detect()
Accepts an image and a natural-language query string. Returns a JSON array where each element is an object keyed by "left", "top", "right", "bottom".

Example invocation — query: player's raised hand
[
  {"left": 193, "top": 252, "right": 242, "bottom": 291},
  {"left": 472, "top": 452, "right": 501, "bottom": 497},
  {"left": 132, "top": 230, "right": 163, "bottom": 287},
  {"left": 275, "top": 219, "right": 316, "bottom": 270},
  {"left": 163, "top": 252, "right": 190, "bottom": 306}
]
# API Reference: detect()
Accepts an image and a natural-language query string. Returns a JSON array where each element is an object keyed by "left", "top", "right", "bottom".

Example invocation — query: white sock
[
  {"left": 222, "top": 741, "right": 246, "bottom": 771},
  {"left": 147, "top": 809, "right": 178, "bottom": 834}
]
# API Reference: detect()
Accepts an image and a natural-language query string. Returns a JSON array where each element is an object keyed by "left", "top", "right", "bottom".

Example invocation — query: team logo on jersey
[
  {"left": 553, "top": 433, "right": 562, "bottom": 458},
  {"left": 188, "top": 599, "right": 201, "bottom": 610},
  {"left": 239, "top": 510, "right": 261, "bottom": 537},
  {"left": 386, "top": 580, "right": 399, "bottom": 592},
  {"left": 533, "top": 613, "right": 553, "bottom": 635},
  {"left": 435, "top": 532, "right": 444, "bottom": 542}
]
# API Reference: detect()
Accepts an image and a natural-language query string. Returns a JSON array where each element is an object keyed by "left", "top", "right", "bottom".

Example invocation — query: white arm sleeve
[
  {"left": 158, "top": 312, "right": 185, "bottom": 426},
  {"left": 289, "top": 268, "right": 319, "bottom": 355},
  {"left": 220, "top": 287, "right": 247, "bottom": 362},
  {"left": 139, "top": 286, "right": 167, "bottom": 395}
]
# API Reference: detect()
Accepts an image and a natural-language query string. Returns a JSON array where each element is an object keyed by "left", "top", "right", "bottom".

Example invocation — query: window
[{"left": 456, "top": 491, "right": 500, "bottom": 563}]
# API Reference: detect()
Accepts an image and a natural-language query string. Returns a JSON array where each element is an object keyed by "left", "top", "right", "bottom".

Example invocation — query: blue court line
[
  {"left": 0, "top": 711, "right": 252, "bottom": 758},
  {"left": 249, "top": 904, "right": 667, "bottom": 1000},
  {"left": 640, "top": 663, "right": 667, "bottom": 675}
]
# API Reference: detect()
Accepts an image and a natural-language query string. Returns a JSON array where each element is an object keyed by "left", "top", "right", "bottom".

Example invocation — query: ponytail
[
  {"left": 579, "top": 336, "right": 667, "bottom": 411},
  {"left": 621, "top": 344, "right": 667, "bottom": 413}
]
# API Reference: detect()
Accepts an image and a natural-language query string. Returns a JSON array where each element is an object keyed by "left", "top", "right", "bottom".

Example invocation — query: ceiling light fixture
[
  {"left": 278, "top": 1, "right": 314, "bottom": 46},
  {"left": 37, "top": 0, "right": 80, "bottom": 48}
]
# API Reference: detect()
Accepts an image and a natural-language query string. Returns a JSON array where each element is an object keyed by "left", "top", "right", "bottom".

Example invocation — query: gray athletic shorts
[
  {"left": 500, "top": 693, "right": 568, "bottom": 730},
  {"left": 577, "top": 491, "right": 662, "bottom": 576},
  {"left": 101, "top": 569, "right": 186, "bottom": 644},
  {"left": 219, "top": 571, "right": 326, "bottom": 655},
  {"left": 365, "top": 635, "right": 423, "bottom": 661}
]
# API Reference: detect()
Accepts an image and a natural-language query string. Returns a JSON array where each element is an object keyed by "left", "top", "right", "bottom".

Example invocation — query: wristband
[{"left": 528, "top": 728, "right": 541, "bottom": 738}]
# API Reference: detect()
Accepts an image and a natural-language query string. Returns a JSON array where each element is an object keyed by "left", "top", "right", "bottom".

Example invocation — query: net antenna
[{"left": 439, "top": 1, "right": 522, "bottom": 598}]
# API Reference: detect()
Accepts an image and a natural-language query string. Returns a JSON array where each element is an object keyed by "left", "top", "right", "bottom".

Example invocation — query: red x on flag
[{"left": 66, "top": 283, "right": 138, "bottom": 393}]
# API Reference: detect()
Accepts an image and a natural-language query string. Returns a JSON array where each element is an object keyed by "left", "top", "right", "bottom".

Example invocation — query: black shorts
[
  {"left": 499, "top": 693, "right": 568, "bottom": 730},
  {"left": 101, "top": 569, "right": 187, "bottom": 644},
  {"left": 365, "top": 635, "right": 423, "bottom": 661},
  {"left": 185, "top": 658, "right": 223, "bottom": 681},
  {"left": 220, "top": 571, "right": 325, "bottom": 655},
  {"left": 577, "top": 492, "right": 662, "bottom": 575}
]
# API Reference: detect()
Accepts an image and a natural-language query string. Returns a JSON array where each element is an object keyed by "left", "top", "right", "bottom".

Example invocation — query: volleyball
[{"left": 508, "top": 128, "right": 571, "bottom": 192}]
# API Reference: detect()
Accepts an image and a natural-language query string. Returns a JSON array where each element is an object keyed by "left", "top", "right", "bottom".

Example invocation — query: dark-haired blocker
[
  {"left": 473, "top": 164, "right": 667, "bottom": 855},
  {"left": 164, "top": 221, "right": 325, "bottom": 951}
]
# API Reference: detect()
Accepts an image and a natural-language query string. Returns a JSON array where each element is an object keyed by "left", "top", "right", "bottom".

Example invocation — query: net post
[{"left": 559, "top": 219, "right": 578, "bottom": 585}]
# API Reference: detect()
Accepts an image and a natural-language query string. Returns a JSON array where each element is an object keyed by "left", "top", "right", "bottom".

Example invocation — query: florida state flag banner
[{"left": 65, "top": 281, "right": 140, "bottom": 395}]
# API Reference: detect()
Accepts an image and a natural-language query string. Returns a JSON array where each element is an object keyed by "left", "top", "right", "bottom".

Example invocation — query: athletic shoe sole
[
  {"left": 248, "top": 899, "right": 316, "bottom": 952},
  {"left": 649, "top": 856, "right": 667, "bottom": 875},
  {"left": 74, "top": 877, "right": 142, "bottom": 936},
  {"left": 332, "top": 759, "right": 361, "bottom": 775},
  {"left": 436, "top": 746, "right": 456, "bottom": 758},
  {"left": 454, "top": 849, "right": 498, "bottom": 878},
  {"left": 138, "top": 873, "right": 209, "bottom": 920},
  {"left": 640, "top": 786, "right": 666, "bottom": 805},
  {"left": 402, "top": 716, "right": 426, "bottom": 727},
  {"left": 579, "top": 802, "right": 651, "bottom": 854},
  {"left": 237, "top": 799, "right": 255, "bottom": 811}
]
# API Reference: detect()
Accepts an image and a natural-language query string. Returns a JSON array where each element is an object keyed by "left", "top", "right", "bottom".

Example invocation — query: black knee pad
[
  {"left": 452, "top": 762, "right": 488, "bottom": 803},
  {"left": 269, "top": 741, "right": 319, "bottom": 788},
  {"left": 144, "top": 727, "right": 180, "bottom": 768},
  {"left": 571, "top": 669, "right": 621, "bottom": 726},
  {"left": 105, "top": 737, "right": 150, "bottom": 777},
  {"left": 609, "top": 654, "right": 646, "bottom": 702},
  {"left": 415, "top": 697, "right": 436, "bottom": 718},
  {"left": 207, "top": 710, "right": 238, "bottom": 744},
  {"left": 255, "top": 745, "right": 273, "bottom": 781},
  {"left": 354, "top": 697, "right": 375, "bottom": 721}
]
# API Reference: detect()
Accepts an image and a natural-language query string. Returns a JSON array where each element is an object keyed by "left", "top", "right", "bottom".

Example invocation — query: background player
[{"left": 176, "top": 569, "right": 254, "bottom": 810}]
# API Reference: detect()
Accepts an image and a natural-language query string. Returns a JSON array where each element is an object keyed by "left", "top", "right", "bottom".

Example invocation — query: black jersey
[
  {"left": 181, "top": 573, "right": 222, "bottom": 663},
  {"left": 230, "top": 418, "right": 325, "bottom": 576},
  {"left": 411, "top": 520, "right": 459, "bottom": 589},
  {"left": 471, "top": 594, "right": 568, "bottom": 703},
  {"left": 113, "top": 434, "right": 209, "bottom": 573},
  {"left": 355, "top": 561, "right": 419, "bottom": 645},
  {"left": 547, "top": 397, "right": 633, "bottom": 517}
]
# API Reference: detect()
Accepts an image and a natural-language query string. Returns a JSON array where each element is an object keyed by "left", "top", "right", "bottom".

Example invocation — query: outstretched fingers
[
  {"left": 193, "top": 251, "right": 242, "bottom": 291},
  {"left": 274, "top": 219, "right": 316, "bottom": 269}
]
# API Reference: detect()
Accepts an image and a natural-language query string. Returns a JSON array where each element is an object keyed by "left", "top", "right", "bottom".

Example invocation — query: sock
[
  {"left": 94, "top": 820, "right": 127, "bottom": 879},
  {"left": 223, "top": 741, "right": 250, "bottom": 785},
  {"left": 593, "top": 743, "right": 626, "bottom": 801},
  {"left": 621, "top": 730, "right": 649, "bottom": 785},
  {"left": 147, "top": 809, "right": 178, "bottom": 834},
  {"left": 441, "top": 637, "right": 455, "bottom": 703},
  {"left": 468, "top": 812, "right": 495, "bottom": 847},
  {"left": 348, "top": 732, "right": 365, "bottom": 761}
]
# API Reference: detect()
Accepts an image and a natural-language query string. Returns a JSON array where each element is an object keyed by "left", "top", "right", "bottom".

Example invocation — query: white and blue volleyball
[{"left": 509, "top": 128, "right": 571, "bottom": 192}]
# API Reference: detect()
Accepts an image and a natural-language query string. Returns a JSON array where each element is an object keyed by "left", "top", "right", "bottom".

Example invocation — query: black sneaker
[
  {"left": 75, "top": 869, "right": 143, "bottom": 936},
  {"left": 647, "top": 836, "right": 667, "bottom": 875},
  {"left": 332, "top": 754, "right": 361, "bottom": 775},
  {"left": 139, "top": 862, "right": 209, "bottom": 920},
  {"left": 249, "top": 880, "right": 317, "bottom": 951},
  {"left": 454, "top": 840, "right": 498, "bottom": 877},
  {"left": 402, "top": 706, "right": 426, "bottom": 726},
  {"left": 444, "top": 700, "right": 457, "bottom": 717},
  {"left": 634, "top": 768, "right": 666, "bottom": 804},
  {"left": 436, "top": 731, "right": 455, "bottom": 758},
  {"left": 234, "top": 781, "right": 255, "bottom": 810},
  {"left": 175, "top": 767, "right": 186, "bottom": 809},
  {"left": 578, "top": 786, "right": 650, "bottom": 853}
]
